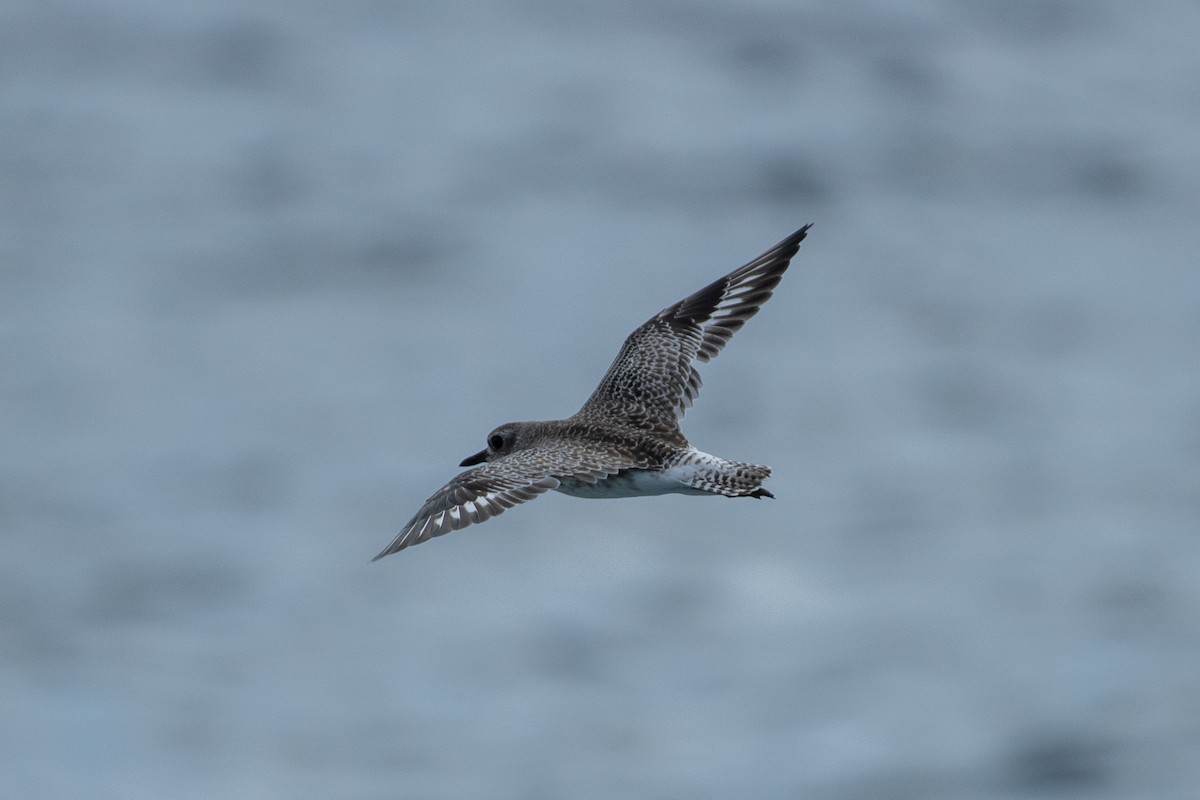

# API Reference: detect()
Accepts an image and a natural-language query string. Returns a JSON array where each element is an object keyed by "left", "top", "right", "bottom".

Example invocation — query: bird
[{"left": 373, "top": 224, "right": 812, "bottom": 560}]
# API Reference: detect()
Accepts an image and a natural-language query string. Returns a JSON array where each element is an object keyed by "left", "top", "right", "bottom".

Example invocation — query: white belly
[{"left": 555, "top": 467, "right": 711, "bottom": 499}]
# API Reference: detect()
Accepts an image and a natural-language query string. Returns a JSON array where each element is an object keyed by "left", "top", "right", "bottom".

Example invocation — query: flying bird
[{"left": 374, "top": 225, "right": 812, "bottom": 560}]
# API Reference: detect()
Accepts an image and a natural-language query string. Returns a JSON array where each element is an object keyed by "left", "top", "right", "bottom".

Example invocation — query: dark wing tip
[
  {"left": 372, "top": 528, "right": 416, "bottom": 561},
  {"left": 757, "top": 223, "right": 812, "bottom": 270},
  {"left": 756, "top": 224, "right": 812, "bottom": 276},
  {"left": 672, "top": 223, "right": 812, "bottom": 321},
  {"left": 371, "top": 539, "right": 398, "bottom": 561},
  {"left": 784, "top": 223, "right": 813, "bottom": 247}
]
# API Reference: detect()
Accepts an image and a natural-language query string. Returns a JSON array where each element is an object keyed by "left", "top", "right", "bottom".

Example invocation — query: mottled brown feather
[
  {"left": 574, "top": 225, "right": 810, "bottom": 436},
  {"left": 372, "top": 442, "right": 624, "bottom": 559}
]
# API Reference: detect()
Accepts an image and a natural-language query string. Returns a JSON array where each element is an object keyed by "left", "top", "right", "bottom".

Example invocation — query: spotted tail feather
[{"left": 684, "top": 456, "right": 774, "bottom": 498}]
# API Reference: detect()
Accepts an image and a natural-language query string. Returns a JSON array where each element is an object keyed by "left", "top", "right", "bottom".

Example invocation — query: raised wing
[
  {"left": 372, "top": 444, "right": 620, "bottom": 559},
  {"left": 574, "top": 225, "right": 810, "bottom": 436}
]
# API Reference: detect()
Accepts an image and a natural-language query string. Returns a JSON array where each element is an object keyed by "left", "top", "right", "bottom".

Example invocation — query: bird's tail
[{"left": 684, "top": 456, "right": 774, "bottom": 499}]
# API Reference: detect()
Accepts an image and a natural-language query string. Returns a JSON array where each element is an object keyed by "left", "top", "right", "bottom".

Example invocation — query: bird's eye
[{"left": 488, "top": 434, "right": 505, "bottom": 450}]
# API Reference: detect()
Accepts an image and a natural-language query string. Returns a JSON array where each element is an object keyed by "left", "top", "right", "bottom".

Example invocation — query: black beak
[{"left": 459, "top": 449, "right": 488, "bottom": 467}]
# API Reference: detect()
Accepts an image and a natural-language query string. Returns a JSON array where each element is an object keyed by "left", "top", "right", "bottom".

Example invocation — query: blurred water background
[{"left": 3, "top": 0, "right": 1199, "bottom": 798}]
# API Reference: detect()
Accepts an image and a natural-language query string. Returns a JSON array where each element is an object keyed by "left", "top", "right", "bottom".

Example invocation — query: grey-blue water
[{"left": 3, "top": 1, "right": 1198, "bottom": 797}]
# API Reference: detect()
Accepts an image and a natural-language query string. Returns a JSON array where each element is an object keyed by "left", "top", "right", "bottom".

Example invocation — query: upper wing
[
  {"left": 574, "top": 225, "right": 810, "bottom": 436},
  {"left": 372, "top": 445, "right": 621, "bottom": 560}
]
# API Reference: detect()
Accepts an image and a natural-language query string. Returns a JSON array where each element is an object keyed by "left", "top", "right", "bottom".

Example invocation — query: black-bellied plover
[{"left": 373, "top": 225, "right": 811, "bottom": 560}]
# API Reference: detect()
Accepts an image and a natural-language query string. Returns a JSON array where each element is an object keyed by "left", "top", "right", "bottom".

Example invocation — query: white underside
[{"left": 555, "top": 463, "right": 713, "bottom": 499}]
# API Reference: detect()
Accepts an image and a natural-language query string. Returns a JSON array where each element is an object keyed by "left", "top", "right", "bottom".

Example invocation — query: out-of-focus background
[{"left": 3, "top": 0, "right": 1198, "bottom": 797}]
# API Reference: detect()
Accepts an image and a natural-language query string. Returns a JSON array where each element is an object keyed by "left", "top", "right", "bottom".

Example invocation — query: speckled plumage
[{"left": 373, "top": 225, "right": 811, "bottom": 560}]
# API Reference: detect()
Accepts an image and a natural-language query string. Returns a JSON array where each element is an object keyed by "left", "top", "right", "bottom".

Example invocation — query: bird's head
[{"left": 459, "top": 422, "right": 536, "bottom": 466}]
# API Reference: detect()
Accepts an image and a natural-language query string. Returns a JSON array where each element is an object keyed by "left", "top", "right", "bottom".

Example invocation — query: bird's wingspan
[{"left": 574, "top": 225, "right": 810, "bottom": 435}]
